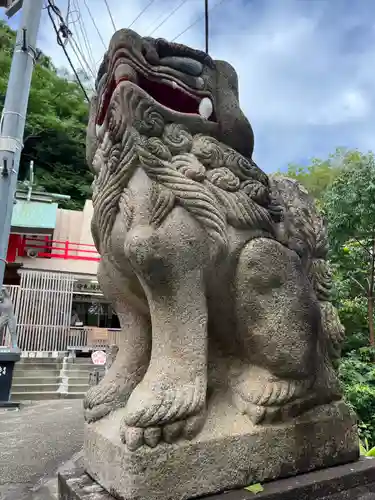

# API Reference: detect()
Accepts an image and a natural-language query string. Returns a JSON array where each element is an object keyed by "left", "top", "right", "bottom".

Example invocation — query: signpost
[
  {"left": 91, "top": 350, "right": 107, "bottom": 366},
  {"left": 0, "top": 347, "right": 20, "bottom": 408}
]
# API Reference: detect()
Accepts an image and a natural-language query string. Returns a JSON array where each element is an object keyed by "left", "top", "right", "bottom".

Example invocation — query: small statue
[{"left": 0, "top": 287, "right": 17, "bottom": 349}]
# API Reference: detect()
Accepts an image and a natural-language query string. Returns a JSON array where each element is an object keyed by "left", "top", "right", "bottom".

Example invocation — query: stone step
[
  {"left": 67, "top": 376, "right": 92, "bottom": 384},
  {"left": 12, "top": 383, "right": 60, "bottom": 392},
  {"left": 12, "top": 376, "right": 60, "bottom": 385},
  {"left": 66, "top": 368, "right": 94, "bottom": 377},
  {"left": 19, "top": 357, "right": 65, "bottom": 364},
  {"left": 14, "top": 369, "right": 61, "bottom": 378},
  {"left": 66, "top": 362, "right": 97, "bottom": 369},
  {"left": 69, "top": 357, "right": 95, "bottom": 364},
  {"left": 15, "top": 362, "right": 62, "bottom": 370}
]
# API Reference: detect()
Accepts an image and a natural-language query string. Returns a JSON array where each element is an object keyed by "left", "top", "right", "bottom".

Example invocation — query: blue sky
[{"left": 3, "top": 0, "right": 375, "bottom": 172}]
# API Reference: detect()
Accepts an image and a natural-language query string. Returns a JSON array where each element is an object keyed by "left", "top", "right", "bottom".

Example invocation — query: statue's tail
[{"left": 268, "top": 175, "right": 345, "bottom": 362}]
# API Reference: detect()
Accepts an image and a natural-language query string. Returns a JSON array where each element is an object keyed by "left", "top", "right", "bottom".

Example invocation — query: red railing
[{"left": 13, "top": 235, "right": 100, "bottom": 262}]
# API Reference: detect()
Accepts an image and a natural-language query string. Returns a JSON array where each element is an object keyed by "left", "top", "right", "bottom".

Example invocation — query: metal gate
[{"left": 15, "top": 270, "right": 75, "bottom": 351}]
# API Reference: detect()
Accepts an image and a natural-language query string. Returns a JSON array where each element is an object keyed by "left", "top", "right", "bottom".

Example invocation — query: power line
[
  {"left": 72, "top": 0, "right": 97, "bottom": 72},
  {"left": 128, "top": 0, "right": 157, "bottom": 30},
  {"left": 68, "top": 35, "right": 96, "bottom": 81},
  {"left": 68, "top": 0, "right": 96, "bottom": 78},
  {"left": 144, "top": 0, "right": 169, "bottom": 33},
  {"left": 46, "top": 0, "right": 90, "bottom": 101},
  {"left": 103, "top": 0, "right": 117, "bottom": 32},
  {"left": 83, "top": 0, "right": 107, "bottom": 50},
  {"left": 172, "top": 0, "right": 229, "bottom": 42},
  {"left": 148, "top": 0, "right": 189, "bottom": 37},
  {"left": 48, "top": 0, "right": 95, "bottom": 83}
]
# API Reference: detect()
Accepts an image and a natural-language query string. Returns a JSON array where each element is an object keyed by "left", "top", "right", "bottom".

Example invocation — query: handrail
[{"left": 16, "top": 235, "right": 100, "bottom": 262}]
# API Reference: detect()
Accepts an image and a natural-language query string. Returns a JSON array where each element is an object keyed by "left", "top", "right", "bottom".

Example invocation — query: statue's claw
[{"left": 120, "top": 413, "right": 206, "bottom": 450}]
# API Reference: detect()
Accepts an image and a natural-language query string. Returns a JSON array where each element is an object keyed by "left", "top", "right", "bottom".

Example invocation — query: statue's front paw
[
  {"left": 119, "top": 376, "right": 207, "bottom": 449},
  {"left": 120, "top": 412, "right": 206, "bottom": 451}
]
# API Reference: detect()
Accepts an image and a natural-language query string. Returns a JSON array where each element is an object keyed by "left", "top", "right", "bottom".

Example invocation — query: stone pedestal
[
  {"left": 58, "top": 458, "right": 375, "bottom": 500},
  {"left": 82, "top": 394, "right": 359, "bottom": 500}
]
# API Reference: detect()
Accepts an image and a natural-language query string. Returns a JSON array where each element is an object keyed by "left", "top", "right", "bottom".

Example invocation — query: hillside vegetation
[{"left": 0, "top": 20, "right": 91, "bottom": 209}]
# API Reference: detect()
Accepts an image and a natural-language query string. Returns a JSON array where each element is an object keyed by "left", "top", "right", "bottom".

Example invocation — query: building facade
[{"left": 2, "top": 188, "right": 120, "bottom": 352}]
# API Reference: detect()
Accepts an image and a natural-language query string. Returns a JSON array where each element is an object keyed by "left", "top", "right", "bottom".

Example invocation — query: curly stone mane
[{"left": 91, "top": 88, "right": 279, "bottom": 260}]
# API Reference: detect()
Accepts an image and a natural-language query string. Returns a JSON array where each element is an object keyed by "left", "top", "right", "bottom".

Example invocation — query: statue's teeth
[
  {"left": 198, "top": 97, "right": 213, "bottom": 119},
  {"left": 115, "top": 63, "right": 137, "bottom": 84},
  {"left": 95, "top": 124, "right": 105, "bottom": 138}
]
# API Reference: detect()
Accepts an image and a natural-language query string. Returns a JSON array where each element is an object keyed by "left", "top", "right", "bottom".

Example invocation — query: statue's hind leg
[
  {"left": 84, "top": 258, "right": 151, "bottom": 423},
  {"left": 230, "top": 237, "right": 321, "bottom": 424}
]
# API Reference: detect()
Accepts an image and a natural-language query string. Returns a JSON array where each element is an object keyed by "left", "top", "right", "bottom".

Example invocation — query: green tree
[
  {"left": 281, "top": 148, "right": 356, "bottom": 201},
  {"left": 0, "top": 20, "right": 91, "bottom": 209},
  {"left": 323, "top": 151, "right": 375, "bottom": 346}
]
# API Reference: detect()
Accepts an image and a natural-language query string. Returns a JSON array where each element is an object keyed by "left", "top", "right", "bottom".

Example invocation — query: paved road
[{"left": 0, "top": 400, "right": 84, "bottom": 500}]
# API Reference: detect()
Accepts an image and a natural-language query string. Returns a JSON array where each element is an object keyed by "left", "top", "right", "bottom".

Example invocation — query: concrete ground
[{"left": 0, "top": 400, "right": 84, "bottom": 500}]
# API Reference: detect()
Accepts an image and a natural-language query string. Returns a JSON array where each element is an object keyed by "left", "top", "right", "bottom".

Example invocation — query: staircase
[{"left": 11, "top": 356, "right": 105, "bottom": 402}]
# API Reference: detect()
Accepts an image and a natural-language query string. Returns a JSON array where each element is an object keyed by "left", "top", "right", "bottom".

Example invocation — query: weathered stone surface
[
  {"left": 83, "top": 397, "right": 358, "bottom": 500},
  {"left": 81, "top": 28, "right": 357, "bottom": 500},
  {"left": 60, "top": 457, "right": 375, "bottom": 500}
]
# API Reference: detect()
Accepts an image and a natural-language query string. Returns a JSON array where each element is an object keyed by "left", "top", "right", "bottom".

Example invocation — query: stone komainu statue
[
  {"left": 0, "top": 287, "right": 17, "bottom": 348},
  {"left": 84, "top": 30, "right": 345, "bottom": 451}
]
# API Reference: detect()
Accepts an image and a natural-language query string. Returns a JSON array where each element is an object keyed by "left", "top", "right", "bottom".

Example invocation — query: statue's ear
[
  {"left": 212, "top": 60, "right": 254, "bottom": 159},
  {"left": 214, "top": 60, "right": 239, "bottom": 100}
]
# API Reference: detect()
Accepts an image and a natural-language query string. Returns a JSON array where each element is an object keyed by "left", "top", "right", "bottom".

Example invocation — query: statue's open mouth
[{"left": 95, "top": 58, "right": 216, "bottom": 129}]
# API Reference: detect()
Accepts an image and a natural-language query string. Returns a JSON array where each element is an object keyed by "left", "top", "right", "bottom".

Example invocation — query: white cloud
[{"left": 6, "top": 0, "right": 375, "bottom": 171}]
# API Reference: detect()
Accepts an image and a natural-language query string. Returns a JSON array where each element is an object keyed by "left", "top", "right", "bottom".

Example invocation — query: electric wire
[
  {"left": 71, "top": 0, "right": 97, "bottom": 75},
  {"left": 103, "top": 0, "right": 117, "bottom": 32},
  {"left": 144, "top": 0, "right": 169, "bottom": 33},
  {"left": 66, "top": 0, "right": 71, "bottom": 20},
  {"left": 64, "top": 9, "right": 95, "bottom": 79},
  {"left": 128, "top": 0, "right": 157, "bottom": 30},
  {"left": 68, "top": 35, "right": 96, "bottom": 81},
  {"left": 83, "top": 0, "right": 107, "bottom": 50},
  {"left": 49, "top": 0, "right": 95, "bottom": 81},
  {"left": 46, "top": 0, "right": 90, "bottom": 101},
  {"left": 172, "top": 0, "right": 229, "bottom": 42},
  {"left": 148, "top": 0, "right": 189, "bottom": 37}
]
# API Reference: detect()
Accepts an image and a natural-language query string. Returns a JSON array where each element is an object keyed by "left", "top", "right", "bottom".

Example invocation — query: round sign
[{"left": 91, "top": 350, "right": 107, "bottom": 365}]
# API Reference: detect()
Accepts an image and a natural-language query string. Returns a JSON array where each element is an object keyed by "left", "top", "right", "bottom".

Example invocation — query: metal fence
[
  {"left": 15, "top": 270, "right": 75, "bottom": 351},
  {"left": 1, "top": 271, "right": 121, "bottom": 351}
]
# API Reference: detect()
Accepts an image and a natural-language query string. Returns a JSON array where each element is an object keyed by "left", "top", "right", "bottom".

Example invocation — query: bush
[{"left": 339, "top": 348, "right": 375, "bottom": 443}]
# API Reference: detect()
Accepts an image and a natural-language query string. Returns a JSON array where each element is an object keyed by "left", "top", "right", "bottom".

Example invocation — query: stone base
[
  {"left": 59, "top": 458, "right": 375, "bottom": 500},
  {"left": 83, "top": 395, "right": 359, "bottom": 500}
]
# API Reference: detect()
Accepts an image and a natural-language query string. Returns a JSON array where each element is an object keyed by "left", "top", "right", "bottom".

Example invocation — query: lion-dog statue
[{"left": 84, "top": 29, "right": 345, "bottom": 452}]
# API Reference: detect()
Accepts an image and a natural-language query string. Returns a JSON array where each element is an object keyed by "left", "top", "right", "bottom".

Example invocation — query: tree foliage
[
  {"left": 324, "top": 151, "right": 375, "bottom": 346},
  {"left": 281, "top": 148, "right": 356, "bottom": 201},
  {"left": 291, "top": 148, "right": 375, "bottom": 443},
  {"left": 0, "top": 20, "right": 91, "bottom": 209}
]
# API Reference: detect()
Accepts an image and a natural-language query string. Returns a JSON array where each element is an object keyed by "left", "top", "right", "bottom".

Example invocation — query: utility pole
[
  {"left": 204, "top": 0, "right": 209, "bottom": 54},
  {"left": 0, "top": 0, "right": 44, "bottom": 288}
]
